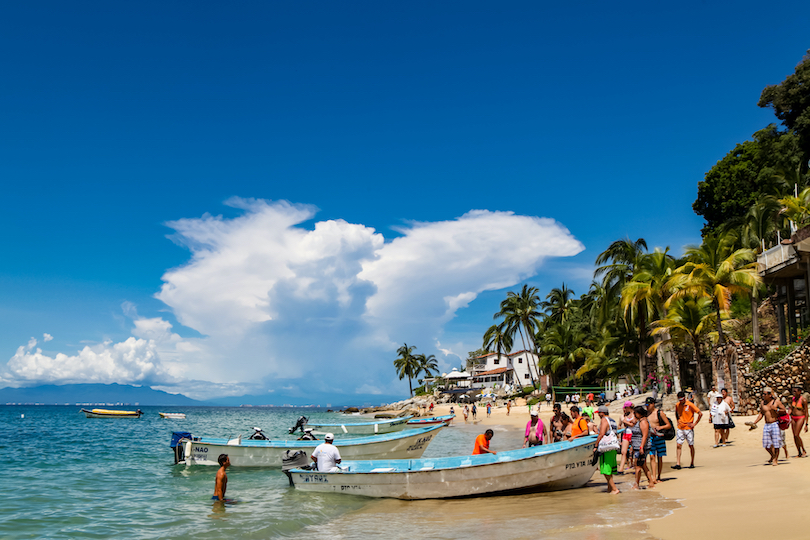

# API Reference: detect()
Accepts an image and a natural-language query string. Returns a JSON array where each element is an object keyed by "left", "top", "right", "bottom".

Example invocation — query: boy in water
[{"left": 213, "top": 454, "right": 230, "bottom": 501}]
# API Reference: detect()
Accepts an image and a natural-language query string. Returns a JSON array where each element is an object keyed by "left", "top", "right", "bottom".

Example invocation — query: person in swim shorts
[
  {"left": 213, "top": 453, "right": 230, "bottom": 501},
  {"left": 750, "top": 387, "right": 787, "bottom": 465},
  {"left": 673, "top": 391, "right": 702, "bottom": 469}
]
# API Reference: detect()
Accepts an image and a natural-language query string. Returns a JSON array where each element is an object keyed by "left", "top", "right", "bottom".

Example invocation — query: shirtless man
[
  {"left": 550, "top": 403, "right": 564, "bottom": 442},
  {"left": 750, "top": 387, "right": 787, "bottom": 465},
  {"left": 789, "top": 386, "right": 808, "bottom": 457},
  {"left": 646, "top": 397, "right": 672, "bottom": 482},
  {"left": 213, "top": 454, "right": 230, "bottom": 501}
]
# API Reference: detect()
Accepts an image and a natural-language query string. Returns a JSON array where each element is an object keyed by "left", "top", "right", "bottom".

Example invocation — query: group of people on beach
[{"left": 472, "top": 384, "right": 810, "bottom": 496}]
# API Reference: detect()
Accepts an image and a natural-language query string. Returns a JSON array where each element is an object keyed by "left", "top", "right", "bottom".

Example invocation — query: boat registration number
[
  {"left": 298, "top": 474, "right": 330, "bottom": 483},
  {"left": 565, "top": 460, "right": 589, "bottom": 470},
  {"left": 406, "top": 435, "right": 433, "bottom": 452}
]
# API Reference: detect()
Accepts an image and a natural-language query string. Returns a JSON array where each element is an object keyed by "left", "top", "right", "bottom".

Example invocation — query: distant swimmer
[{"left": 212, "top": 454, "right": 230, "bottom": 502}]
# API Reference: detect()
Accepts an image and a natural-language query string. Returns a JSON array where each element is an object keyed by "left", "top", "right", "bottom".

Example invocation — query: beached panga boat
[
  {"left": 304, "top": 415, "right": 413, "bottom": 435},
  {"left": 81, "top": 408, "right": 143, "bottom": 418},
  {"left": 170, "top": 424, "right": 445, "bottom": 467},
  {"left": 406, "top": 414, "right": 454, "bottom": 427},
  {"left": 159, "top": 412, "right": 186, "bottom": 419},
  {"left": 290, "top": 435, "right": 598, "bottom": 499}
]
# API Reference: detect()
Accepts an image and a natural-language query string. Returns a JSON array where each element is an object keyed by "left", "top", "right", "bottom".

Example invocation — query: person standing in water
[
  {"left": 213, "top": 454, "right": 230, "bottom": 501},
  {"left": 594, "top": 405, "right": 620, "bottom": 494}
]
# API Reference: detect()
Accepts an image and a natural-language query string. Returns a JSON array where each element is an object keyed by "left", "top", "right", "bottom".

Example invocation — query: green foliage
[
  {"left": 759, "top": 50, "right": 810, "bottom": 173},
  {"left": 526, "top": 396, "right": 540, "bottom": 406},
  {"left": 693, "top": 125, "right": 801, "bottom": 234},
  {"left": 753, "top": 343, "right": 799, "bottom": 371}
]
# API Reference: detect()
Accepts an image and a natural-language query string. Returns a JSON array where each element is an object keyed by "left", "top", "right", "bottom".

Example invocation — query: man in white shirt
[
  {"left": 711, "top": 394, "right": 732, "bottom": 447},
  {"left": 707, "top": 385, "right": 721, "bottom": 406},
  {"left": 311, "top": 433, "right": 342, "bottom": 472}
]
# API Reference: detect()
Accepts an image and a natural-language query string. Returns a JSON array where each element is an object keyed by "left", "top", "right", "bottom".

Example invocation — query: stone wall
[{"left": 712, "top": 340, "right": 810, "bottom": 415}]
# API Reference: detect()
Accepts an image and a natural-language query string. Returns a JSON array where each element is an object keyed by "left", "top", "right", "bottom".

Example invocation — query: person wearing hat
[
  {"left": 710, "top": 393, "right": 732, "bottom": 447},
  {"left": 523, "top": 410, "right": 548, "bottom": 448},
  {"left": 646, "top": 397, "right": 672, "bottom": 482},
  {"left": 594, "top": 405, "right": 620, "bottom": 494},
  {"left": 311, "top": 433, "right": 342, "bottom": 472}
]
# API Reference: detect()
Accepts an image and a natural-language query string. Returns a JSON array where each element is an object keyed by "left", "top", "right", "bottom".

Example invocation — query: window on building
[
  {"left": 518, "top": 358, "right": 522, "bottom": 363},
  {"left": 494, "top": 358, "right": 500, "bottom": 365},
  {"left": 524, "top": 374, "right": 530, "bottom": 379}
]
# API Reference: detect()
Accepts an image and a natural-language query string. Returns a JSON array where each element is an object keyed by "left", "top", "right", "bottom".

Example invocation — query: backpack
[{"left": 658, "top": 410, "right": 676, "bottom": 441}]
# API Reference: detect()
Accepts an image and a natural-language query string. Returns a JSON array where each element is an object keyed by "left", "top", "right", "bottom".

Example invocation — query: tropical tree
[
  {"left": 595, "top": 237, "right": 650, "bottom": 381},
  {"left": 667, "top": 232, "right": 760, "bottom": 345},
  {"left": 394, "top": 343, "right": 420, "bottom": 397},
  {"left": 541, "top": 284, "right": 575, "bottom": 324},
  {"left": 649, "top": 297, "right": 715, "bottom": 406},
  {"left": 538, "top": 321, "right": 591, "bottom": 383},
  {"left": 759, "top": 50, "right": 810, "bottom": 174},
  {"left": 494, "top": 284, "right": 543, "bottom": 387}
]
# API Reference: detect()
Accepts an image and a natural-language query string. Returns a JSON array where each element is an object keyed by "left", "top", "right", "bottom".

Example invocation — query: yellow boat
[{"left": 81, "top": 408, "right": 143, "bottom": 418}]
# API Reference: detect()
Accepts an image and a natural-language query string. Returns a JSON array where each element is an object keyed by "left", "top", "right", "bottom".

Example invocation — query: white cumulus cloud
[{"left": 2, "top": 198, "right": 584, "bottom": 399}]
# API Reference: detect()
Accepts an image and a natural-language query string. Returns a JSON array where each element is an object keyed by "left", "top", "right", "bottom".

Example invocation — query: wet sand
[{"left": 409, "top": 400, "right": 810, "bottom": 539}]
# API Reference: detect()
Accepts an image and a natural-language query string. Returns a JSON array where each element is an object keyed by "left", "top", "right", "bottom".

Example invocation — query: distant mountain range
[
  {"left": 0, "top": 383, "right": 204, "bottom": 406},
  {"left": 0, "top": 383, "right": 407, "bottom": 408}
]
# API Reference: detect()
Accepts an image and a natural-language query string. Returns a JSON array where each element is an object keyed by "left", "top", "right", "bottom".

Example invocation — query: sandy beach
[{"left": 423, "top": 400, "right": 810, "bottom": 539}]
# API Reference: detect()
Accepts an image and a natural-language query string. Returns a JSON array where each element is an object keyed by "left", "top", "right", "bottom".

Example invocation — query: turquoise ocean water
[{"left": 2, "top": 406, "right": 680, "bottom": 539}]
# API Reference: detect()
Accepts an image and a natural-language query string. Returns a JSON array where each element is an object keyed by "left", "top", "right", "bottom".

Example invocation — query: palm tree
[
  {"left": 538, "top": 320, "right": 590, "bottom": 383},
  {"left": 394, "top": 343, "right": 421, "bottom": 397},
  {"left": 541, "top": 284, "right": 575, "bottom": 324},
  {"left": 494, "top": 285, "right": 543, "bottom": 388},
  {"left": 649, "top": 297, "right": 715, "bottom": 406},
  {"left": 595, "top": 238, "right": 649, "bottom": 380},
  {"left": 667, "top": 232, "right": 760, "bottom": 345},
  {"left": 418, "top": 353, "right": 439, "bottom": 381}
]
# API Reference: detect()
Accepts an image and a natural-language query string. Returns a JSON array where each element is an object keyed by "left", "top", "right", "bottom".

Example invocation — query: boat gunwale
[
  {"left": 291, "top": 435, "right": 597, "bottom": 474},
  {"left": 187, "top": 424, "right": 444, "bottom": 449},
  {"left": 305, "top": 415, "right": 413, "bottom": 428}
]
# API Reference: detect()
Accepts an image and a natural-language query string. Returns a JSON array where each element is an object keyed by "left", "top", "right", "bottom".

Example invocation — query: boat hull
[
  {"left": 175, "top": 425, "right": 444, "bottom": 467},
  {"left": 81, "top": 408, "right": 142, "bottom": 418},
  {"left": 159, "top": 413, "right": 186, "bottom": 419},
  {"left": 291, "top": 436, "right": 598, "bottom": 499},
  {"left": 406, "top": 414, "right": 454, "bottom": 427},
  {"left": 306, "top": 416, "right": 412, "bottom": 435}
]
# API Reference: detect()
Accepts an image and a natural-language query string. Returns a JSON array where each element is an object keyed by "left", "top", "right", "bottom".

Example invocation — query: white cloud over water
[{"left": 2, "top": 198, "right": 584, "bottom": 399}]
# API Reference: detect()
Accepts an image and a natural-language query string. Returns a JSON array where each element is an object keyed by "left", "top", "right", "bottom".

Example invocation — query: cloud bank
[{"left": 3, "top": 198, "right": 584, "bottom": 399}]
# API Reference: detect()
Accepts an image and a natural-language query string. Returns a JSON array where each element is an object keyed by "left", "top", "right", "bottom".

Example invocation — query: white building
[{"left": 469, "top": 350, "right": 548, "bottom": 391}]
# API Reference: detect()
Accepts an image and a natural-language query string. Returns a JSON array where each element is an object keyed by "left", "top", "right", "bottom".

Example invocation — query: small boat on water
[
  {"left": 407, "top": 414, "right": 454, "bottom": 427},
  {"left": 305, "top": 415, "right": 413, "bottom": 435},
  {"left": 81, "top": 408, "right": 143, "bottom": 419},
  {"left": 290, "top": 435, "right": 597, "bottom": 499},
  {"left": 159, "top": 412, "right": 186, "bottom": 419},
  {"left": 171, "top": 424, "right": 445, "bottom": 467}
]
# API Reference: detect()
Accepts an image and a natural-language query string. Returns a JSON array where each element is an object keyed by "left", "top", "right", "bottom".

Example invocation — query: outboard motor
[
  {"left": 288, "top": 415, "right": 309, "bottom": 434},
  {"left": 281, "top": 449, "right": 312, "bottom": 486},
  {"left": 171, "top": 431, "right": 192, "bottom": 464},
  {"left": 248, "top": 427, "right": 269, "bottom": 440}
]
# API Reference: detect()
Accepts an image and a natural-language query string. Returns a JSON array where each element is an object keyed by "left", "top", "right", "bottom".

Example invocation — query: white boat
[
  {"left": 81, "top": 408, "right": 143, "bottom": 418},
  {"left": 305, "top": 416, "right": 413, "bottom": 435},
  {"left": 290, "top": 435, "right": 598, "bottom": 499},
  {"left": 407, "top": 414, "right": 454, "bottom": 427},
  {"left": 171, "top": 424, "right": 444, "bottom": 467},
  {"left": 159, "top": 412, "right": 186, "bottom": 419}
]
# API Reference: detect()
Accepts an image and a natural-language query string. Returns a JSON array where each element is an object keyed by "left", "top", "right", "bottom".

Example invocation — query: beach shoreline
[{"left": 417, "top": 400, "right": 809, "bottom": 539}]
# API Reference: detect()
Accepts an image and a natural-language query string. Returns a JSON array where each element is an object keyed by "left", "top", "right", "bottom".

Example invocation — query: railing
[{"left": 758, "top": 244, "right": 799, "bottom": 275}]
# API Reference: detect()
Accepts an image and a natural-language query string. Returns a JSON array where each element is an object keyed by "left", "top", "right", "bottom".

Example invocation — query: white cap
[
  {"left": 530, "top": 411, "right": 538, "bottom": 416},
  {"left": 325, "top": 433, "right": 335, "bottom": 440},
  {"left": 304, "top": 428, "right": 313, "bottom": 432}
]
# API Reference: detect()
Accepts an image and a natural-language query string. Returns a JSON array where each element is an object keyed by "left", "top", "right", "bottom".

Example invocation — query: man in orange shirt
[
  {"left": 473, "top": 429, "right": 497, "bottom": 455},
  {"left": 570, "top": 406, "right": 590, "bottom": 439},
  {"left": 673, "top": 390, "right": 702, "bottom": 469}
]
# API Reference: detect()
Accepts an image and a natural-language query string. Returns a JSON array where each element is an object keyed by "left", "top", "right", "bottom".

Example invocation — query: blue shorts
[{"left": 649, "top": 435, "right": 667, "bottom": 457}]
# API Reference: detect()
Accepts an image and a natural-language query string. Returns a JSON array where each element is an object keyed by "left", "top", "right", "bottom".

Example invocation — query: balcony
[{"left": 758, "top": 244, "right": 800, "bottom": 277}]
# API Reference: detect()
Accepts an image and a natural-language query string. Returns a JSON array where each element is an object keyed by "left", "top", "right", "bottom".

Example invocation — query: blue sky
[{"left": 1, "top": 1, "right": 808, "bottom": 400}]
